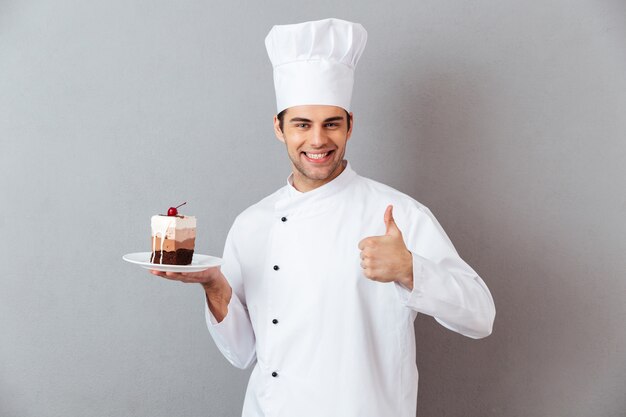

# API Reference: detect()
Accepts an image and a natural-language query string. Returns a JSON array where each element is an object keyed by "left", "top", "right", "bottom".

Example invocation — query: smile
[
  {"left": 306, "top": 152, "right": 328, "bottom": 159},
  {"left": 303, "top": 150, "right": 334, "bottom": 163}
]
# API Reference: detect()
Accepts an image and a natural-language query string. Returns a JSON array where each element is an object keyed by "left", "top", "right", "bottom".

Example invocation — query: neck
[{"left": 292, "top": 161, "right": 346, "bottom": 192}]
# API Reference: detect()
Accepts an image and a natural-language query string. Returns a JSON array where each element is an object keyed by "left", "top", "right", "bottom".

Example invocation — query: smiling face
[{"left": 274, "top": 105, "right": 353, "bottom": 192}]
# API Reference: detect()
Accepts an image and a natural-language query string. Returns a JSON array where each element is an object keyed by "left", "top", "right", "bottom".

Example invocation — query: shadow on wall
[{"left": 385, "top": 65, "right": 609, "bottom": 416}]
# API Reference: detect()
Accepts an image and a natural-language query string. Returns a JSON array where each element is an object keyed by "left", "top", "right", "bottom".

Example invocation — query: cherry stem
[{"left": 175, "top": 202, "right": 187, "bottom": 209}]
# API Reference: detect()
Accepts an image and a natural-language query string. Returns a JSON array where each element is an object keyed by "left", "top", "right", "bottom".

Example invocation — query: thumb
[{"left": 384, "top": 205, "right": 401, "bottom": 236}]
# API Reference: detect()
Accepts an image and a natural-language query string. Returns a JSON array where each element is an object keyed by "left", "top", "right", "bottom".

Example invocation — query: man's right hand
[{"left": 149, "top": 267, "right": 232, "bottom": 323}]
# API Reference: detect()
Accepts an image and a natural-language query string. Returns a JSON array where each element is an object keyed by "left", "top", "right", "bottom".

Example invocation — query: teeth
[{"left": 306, "top": 152, "right": 328, "bottom": 159}]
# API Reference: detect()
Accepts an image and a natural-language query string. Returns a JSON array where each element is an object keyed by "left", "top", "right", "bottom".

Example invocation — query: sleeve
[
  {"left": 205, "top": 222, "right": 257, "bottom": 369},
  {"left": 394, "top": 205, "right": 496, "bottom": 339}
]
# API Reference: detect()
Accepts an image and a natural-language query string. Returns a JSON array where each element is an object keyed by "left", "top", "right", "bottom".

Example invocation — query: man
[{"left": 151, "top": 18, "right": 495, "bottom": 417}]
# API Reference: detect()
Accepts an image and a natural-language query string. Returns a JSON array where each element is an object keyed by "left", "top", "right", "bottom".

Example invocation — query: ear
[
  {"left": 273, "top": 114, "right": 285, "bottom": 143},
  {"left": 346, "top": 112, "right": 354, "bottom": 141}
]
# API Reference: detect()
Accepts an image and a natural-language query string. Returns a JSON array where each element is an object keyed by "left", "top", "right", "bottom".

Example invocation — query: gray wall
[{"left": 1, "top": 1, "right": 624, "bottom": 416}]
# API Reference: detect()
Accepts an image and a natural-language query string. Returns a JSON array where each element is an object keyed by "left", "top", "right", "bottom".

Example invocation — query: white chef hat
[{"left": 265, "top": 18, "right": 368, "bottom": 113}]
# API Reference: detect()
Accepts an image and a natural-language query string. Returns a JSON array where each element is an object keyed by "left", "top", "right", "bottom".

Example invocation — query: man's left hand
[{"left": 358, "top": 205, "right": 414, "bottom": 290}]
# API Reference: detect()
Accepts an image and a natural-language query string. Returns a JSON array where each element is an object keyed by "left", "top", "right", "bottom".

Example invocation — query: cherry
[{"left": 167, "top": 202, "right": 187, "bottom": 216}]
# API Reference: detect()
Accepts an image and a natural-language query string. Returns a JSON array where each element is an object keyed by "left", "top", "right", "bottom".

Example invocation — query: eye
[
  {"left": 295, "top": 123, "right": 309, "bottom": 128},
  {"left": 325, "top": 123, "right": 339, "bottom": 128}
]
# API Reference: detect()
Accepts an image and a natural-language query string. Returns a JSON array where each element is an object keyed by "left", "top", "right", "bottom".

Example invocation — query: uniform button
[
  {"left": 272, "top": 371, "right": 278, "bottom": 377},
  {"left": 273, "top": 265, "right": 280, "bottom": 271},
  {"left": 281, "top": 216, "right": 287, "bottom": 222},
  {"left": 272, "top": 319, "right": 278, "bottom": 324}
]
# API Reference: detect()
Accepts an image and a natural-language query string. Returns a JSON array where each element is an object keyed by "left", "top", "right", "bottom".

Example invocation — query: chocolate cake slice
[{"left": 150, "top": 214, "right": 196, "bottom": 265}]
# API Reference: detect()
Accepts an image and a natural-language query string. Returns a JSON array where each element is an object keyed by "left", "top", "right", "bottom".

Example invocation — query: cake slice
[{"left": 150, "top": 214, "right": 196, "bottom": 265}]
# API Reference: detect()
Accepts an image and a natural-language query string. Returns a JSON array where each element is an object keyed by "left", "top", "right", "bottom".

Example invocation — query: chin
[
  {"left": 304, "top": 164, "right": 341, "bottom": 181},
  {"left": 301, "top": 169, "right": 332, "bottom": 181}
]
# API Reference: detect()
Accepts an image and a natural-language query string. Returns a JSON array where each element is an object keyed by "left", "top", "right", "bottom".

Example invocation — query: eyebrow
[{"left": 288, "top": 116, "right": 345, "bottom": 123}]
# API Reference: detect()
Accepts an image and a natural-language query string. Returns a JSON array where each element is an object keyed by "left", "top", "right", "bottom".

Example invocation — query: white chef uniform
[{"left": 205, "top": 161, "right": 495, "bottom": 417}]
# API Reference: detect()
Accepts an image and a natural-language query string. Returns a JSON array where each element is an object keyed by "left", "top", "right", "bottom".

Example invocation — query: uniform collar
[{"left": 276, "top": 160, "right": 357, "bottom": 214}]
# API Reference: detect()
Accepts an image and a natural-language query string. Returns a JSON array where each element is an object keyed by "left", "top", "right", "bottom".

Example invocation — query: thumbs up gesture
[{"left": 358, "top": 205, "right": 414, "bottom": 290}]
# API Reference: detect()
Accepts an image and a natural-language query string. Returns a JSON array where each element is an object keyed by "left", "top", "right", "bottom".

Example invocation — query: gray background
[{"left": 1, "top": 0, "right": 625, "bottom": 416}]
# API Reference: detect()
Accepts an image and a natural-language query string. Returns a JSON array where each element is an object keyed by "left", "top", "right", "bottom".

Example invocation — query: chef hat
[{"left": 265, "top": 18, "right": 368, "bottom": 113}]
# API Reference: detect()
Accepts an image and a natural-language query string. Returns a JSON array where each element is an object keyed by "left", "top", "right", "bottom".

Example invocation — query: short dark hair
[{"left": 277, "top": 108, "right": 351, "bottom": 132}]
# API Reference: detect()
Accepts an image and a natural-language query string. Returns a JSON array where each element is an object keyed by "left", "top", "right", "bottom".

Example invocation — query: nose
[{"left": 310, "top": 124, "right": 328, "bottom": 147}]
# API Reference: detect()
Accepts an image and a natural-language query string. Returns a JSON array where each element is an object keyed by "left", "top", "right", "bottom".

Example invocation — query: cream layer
[
  {"left": 151, "top": 215, "right": 196, "bottom": 229},
  {"left": 151, "top": 237, "right": 195, "bottom": 251},
  {"left": 151, "top": 215, "right": 196, "bottom": 239},
  {"left": 150, "top": 227, "right": 196, "bottom": 240}
]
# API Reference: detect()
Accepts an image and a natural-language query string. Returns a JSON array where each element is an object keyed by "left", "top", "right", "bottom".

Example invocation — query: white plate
[{"left": 122, "top": 252, "right": 224, "bottom": 272}]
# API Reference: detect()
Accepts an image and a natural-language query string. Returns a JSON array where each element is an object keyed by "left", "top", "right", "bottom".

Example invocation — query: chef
[{"left": 151, "top": 18, "right": 495, "bottom": 417}]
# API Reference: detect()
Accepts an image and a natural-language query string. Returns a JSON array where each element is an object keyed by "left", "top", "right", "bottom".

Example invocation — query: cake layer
[
  {"left": 150, "top": 227, "right": 196, "bottom": 240},
  {"left": 151, "top": 249, "right": 194, "bottom": 265},
  {"left": 150, "top": 237, "right": 195, "bottom": 251}
]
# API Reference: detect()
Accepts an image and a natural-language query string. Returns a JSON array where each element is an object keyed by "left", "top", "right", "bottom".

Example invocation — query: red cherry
[{"left": 167, "top": 202, "right": 187, "bottom": 216}]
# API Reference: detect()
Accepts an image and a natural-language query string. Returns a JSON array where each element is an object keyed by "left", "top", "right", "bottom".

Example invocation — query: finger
[
  {"left": 362, "top": 246, "right": 375, "bottom": 258},
  {"left": 359, "top": 236, "right": 378, "bottom": 250},
  {"left": 384, "top": 205, "right": 401, "bottom": 237},
  {"left": 159, "top": 272, "right": 182, "bottom": 281},
  {"left": 164, "top": 271, "right": 196, "bottom": 281},
  {"left": 150, "top": 270, "right": 174, "bottom": 278}
]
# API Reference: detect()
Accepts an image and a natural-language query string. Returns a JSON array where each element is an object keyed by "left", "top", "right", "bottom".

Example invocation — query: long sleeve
[
  {"left": 394, "top": 205, "right": 496, "bottom": 339},
  {"left": 205, "top": 224, "right": 257, "bottom": 369}
]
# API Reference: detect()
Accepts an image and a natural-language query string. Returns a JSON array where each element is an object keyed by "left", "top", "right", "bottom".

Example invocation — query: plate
[{"left": 122, "top": 252, "right": 224, "bottom": 272}]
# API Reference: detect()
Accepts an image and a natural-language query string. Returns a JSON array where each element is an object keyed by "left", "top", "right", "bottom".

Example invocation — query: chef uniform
[{"left": 205, "top": 18, "right": 496, "bottom": 417}]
